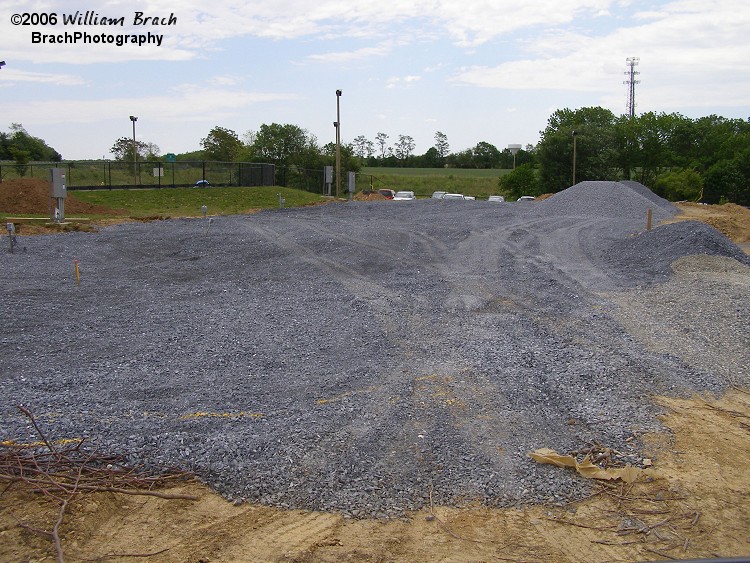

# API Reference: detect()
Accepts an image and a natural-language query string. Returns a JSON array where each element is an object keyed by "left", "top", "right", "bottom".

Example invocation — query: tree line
[
  {"left": 112, "top": 110, "right": 749, "bottom": 205},
  {"left": 4, "top": 106, "right": 748, "bottom": 205},
  {"left": 0, "top": 124, "right": 62, "bottom": 174},
  {"left": 503, "top": 107, "right": 750, "bottom": 205},
  {"left": 109, "top": 125, "right": 535, "bottom": 173}
]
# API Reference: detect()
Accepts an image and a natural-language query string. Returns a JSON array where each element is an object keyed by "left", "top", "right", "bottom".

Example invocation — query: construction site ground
[{"left": 1, "top": 179, "right": 749, "bottom": 562}]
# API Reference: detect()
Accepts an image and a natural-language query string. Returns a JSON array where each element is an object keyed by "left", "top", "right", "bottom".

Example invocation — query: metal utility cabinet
[{"left": 49, "top": 168, "right": 67, "bottom": 222}]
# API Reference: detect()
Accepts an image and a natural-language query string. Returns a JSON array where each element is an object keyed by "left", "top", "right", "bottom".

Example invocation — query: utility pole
[
  {"left": 129, "top": 115, "right": 138, "bottom": 187},
  {"left": 624, "top": 57, "right": 640, "bottom": 117},
  {"left": 572, "top": 130, "right": 578, "bottom": 186},
  {"left": 335, "top": 89, "right": 342, "bottom": 198}
]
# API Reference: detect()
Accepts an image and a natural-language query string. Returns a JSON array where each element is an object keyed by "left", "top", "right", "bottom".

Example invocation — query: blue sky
[{"left": 2, "top": 0, "right": 749, "bottom": 160}]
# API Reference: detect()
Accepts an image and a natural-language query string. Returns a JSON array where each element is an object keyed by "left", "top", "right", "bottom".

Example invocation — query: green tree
[
  {"left": 653, "top": 169, "right": 703, "bottom": 201},
  {"left": 434, "top": 131, "right": 449, "bottom": 161},
  {"left": 352, "top": 135, "right": 374, "bottom": 159},
  {"left": 393, "top": 134, "right": 415, "bottom": 164},
  {"left": 9, "top": 147, "right": 31, "bottom": 176},
  {"left": 499, "top": 163, "right": 541, "bottom": 199},
  {"left": 249, "top": 123, "right": 314, "bottom": 167},
  {"left": 420, "top": 147, "right": 443, "bottom": 168},
  {"left": 702, "top": 147, "right": 750, "bottom": 206},
  {"left": 200, "top": 126, "right": 243, "bottom": 161},
  {"left": 537, "top": 107, "right": 618, "bottom": 193},
  {"left": 375, "top": 132, "right": 390, "bottom": 162},
  {"left": 3, "top": 123, "right": 62, "bottom": 161},
  {"left": 473, "top": 141, "right": 501, "bottom": 168},
  {"left": 322, "top": 142, "right": 360, "bottom": 173},
  {"left": 447, "top": 148, "right": 474, "bottom": 168},
  {"left": 110, "top": 137, "right": 160, "bottom": 161}
]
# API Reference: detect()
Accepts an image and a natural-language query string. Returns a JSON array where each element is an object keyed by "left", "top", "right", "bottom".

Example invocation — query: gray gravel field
[{"left": 2, "top": 180, "right": 749, "bottom": 517}]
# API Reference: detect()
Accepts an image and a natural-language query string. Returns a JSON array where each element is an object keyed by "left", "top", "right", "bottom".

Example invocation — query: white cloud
[
  {"left": 306, "top": 43, "right": 393, "bottom": 64},
  {"left": 431, "top": 0, "right": 613, "bottom": 46},
  {"left": 386, "top": 75, "right": 422, "bottom": 89},
  {"left": 0, "top": 68, "right": 86, "bottom": 86},
  {"left": 2, "top": 0, "right": 623, "bottom": 64},
  {"left": 3, "top": 0, "right": 748, "bottom": 159},
  {"left": 451, "top": 0, "right": 750, "bottom": 110}
]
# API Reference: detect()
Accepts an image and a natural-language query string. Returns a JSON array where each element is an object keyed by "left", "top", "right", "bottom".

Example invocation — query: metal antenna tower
[{"left": 624, "top": 57, "right": 640, "bottom": 117}]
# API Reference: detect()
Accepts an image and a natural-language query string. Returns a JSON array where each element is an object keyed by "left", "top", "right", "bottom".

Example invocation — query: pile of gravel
[
  {"left": 541, "top": 180, "right": 676, "bottom": 224},
  {"left": 603, "top": 219, "right": 750, "bottom": 285},
  {"left": 2, "top": 181, "right": 748, "bottom": 517}
]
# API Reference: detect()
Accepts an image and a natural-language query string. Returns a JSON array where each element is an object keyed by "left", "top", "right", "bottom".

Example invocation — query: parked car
[
  {"left": 517, "top": 195, "right": 536, "bottom": 202},
  {"left": 442, "top": 193, "right": 465, "bottom": 200},
  {"left": 464, "top": 196, "right": 476, "bottom": 200},
  {"left": 378, "top": 189, "right": 396, "bottom": 199},
  {"left": 393, "top": 190, "right": 416, "bottom": 201},
  {"left": 195, "top": 180, "right": 210, "bottom": 186},
  {"left": 431, "top": 191, "right": 447, "bottom": 199},
  {"left": 487, "top": 195, "right": 505, "bottom": 202}
]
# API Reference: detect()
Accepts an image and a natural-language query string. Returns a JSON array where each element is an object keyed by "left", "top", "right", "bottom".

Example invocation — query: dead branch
[{"left": 3, "top": 406, "right": 197, "bottom": 562}]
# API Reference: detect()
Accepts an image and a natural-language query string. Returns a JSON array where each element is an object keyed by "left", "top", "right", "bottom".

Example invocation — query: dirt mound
[
  {"left": 0, "top": 178, "right": 125, "bottom": 216},
  {"left": 353, "top": 190, "right": 387, "bottom": 201}
]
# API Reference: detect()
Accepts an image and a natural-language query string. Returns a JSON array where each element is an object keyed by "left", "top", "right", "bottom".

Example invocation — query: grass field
[
  {"left": 72, "top": 186, "right": 328, "bottom": 218},
  {"left": 358, "top": 167, "right": 510, "bottom": 198}
]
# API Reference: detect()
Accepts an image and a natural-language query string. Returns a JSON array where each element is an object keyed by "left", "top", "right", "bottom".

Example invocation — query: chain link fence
[{"left": 0, "top": 161, "right": 330, "bottom": 195}]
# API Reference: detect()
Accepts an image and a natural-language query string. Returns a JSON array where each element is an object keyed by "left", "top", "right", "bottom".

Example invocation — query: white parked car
[
  {"left": 393, "top": 190, "right": 416, "bottom": 201},
  {"left": 431, "top": 191, "right": 447, "bottom": 199},
  {"left": 464, "top": 196, "right": 476, "bottom": 200},
  {"left": 517, "top": 195, "right": 536, "bottom": 202},
  {"left": 441, "top": 193, "right": 465, "bottom": 200},
  {"left": 487, "top": 195, "right": 505, "bottom": 202}
]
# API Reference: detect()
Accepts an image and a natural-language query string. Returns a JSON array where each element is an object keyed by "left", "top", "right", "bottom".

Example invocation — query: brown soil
[
  {"left": 2, "top": 390, "right": 749, "bottom": 562},
  {"left": 671, "top": 202, "right": 750, "bottom": 254},
  {"left": 0, "top": 178, "right": 127, "bottom": 217},
  {"left": 353, "top": 191, "right": 388, "bottom": 201},
  {"left": 2, "top": 183, "right": 749, "bottom": 561}
]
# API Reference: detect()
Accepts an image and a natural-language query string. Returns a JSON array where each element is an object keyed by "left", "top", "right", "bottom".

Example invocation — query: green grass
[
  {"left": 71, "top": 186, "right": 328, "bottom": 218},
  {"left": 361, "top": 167, "right": 509, "bottom": 178},
  {"left": 358, "top": 167, "right": 510, "bottom": 198}
]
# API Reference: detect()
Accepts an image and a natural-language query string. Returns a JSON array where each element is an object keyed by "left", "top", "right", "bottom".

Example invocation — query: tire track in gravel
[
  {"left": 241, "top": 212, "right": 565, "bottom": 508},
  {"left": 254, "top": 210, "right": 607, "bottom": 505},
  {"left": 241, "top": 217, "right": 468, "bottom": 512}
]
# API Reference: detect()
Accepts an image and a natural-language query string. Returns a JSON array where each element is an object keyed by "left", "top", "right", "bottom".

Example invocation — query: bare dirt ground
[
  {"left": 2, "top": 181, "right": 749, "bottom": 562},
  {"left": 3, "top": 390, "right": 749, "bottom": 562}
]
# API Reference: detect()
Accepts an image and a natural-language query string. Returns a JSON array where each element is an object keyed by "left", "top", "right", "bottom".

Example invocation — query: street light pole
[
  {"left": 572, "top": 130, "right": 578, "bottom": 186},
  {"left": 335, "top": 89, "right": 342, "bottom": 198},
  {"left": 129, "top": 116, "right": 138, "bottom": 187}
]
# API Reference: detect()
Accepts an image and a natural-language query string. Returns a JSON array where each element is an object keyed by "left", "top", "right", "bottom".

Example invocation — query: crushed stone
[{"left": 2, "top": 181, "right": 748, "bottom": 517}]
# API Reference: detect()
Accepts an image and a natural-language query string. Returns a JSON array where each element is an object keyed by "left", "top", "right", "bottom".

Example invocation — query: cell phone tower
[{"left": 624, "top": 57, "right": 640, "bottom": 117}]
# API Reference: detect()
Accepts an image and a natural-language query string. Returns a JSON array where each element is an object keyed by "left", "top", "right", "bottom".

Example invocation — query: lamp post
[
  {"left": 572, "top": 130, "right": 578, "bottom": 186},
  {"left": 335, "top": 89, "right": 342, "bottom": 198},
  {"left": 129, "top": 115, "right": 138, "bottom": 187}
]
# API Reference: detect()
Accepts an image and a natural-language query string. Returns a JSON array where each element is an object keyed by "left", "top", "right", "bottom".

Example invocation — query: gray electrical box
[
  {"left": 324, "top": 166, "right": 333, "bottom": 184},
  {"left": 348, "top": 171, "right": 356, "bottom": 193},
  {"left": 49, "top": 168, "right": 66, "bottom": 198}
]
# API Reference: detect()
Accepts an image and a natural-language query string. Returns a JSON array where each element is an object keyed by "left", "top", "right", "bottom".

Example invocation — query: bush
[
  {"left": 653, "top": 169, "right": 703, "bottom": 201},
  {"left": 498, "top": 164, "right": 541, "bottom": 200}
]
